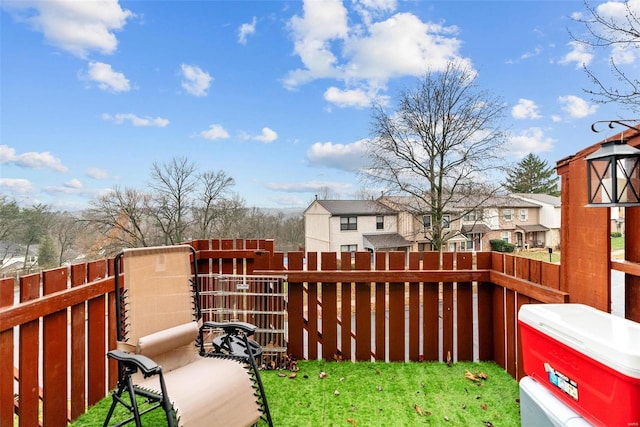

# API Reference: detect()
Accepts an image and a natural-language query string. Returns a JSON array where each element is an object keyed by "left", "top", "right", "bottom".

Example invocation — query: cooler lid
[{"left": 519, "top": 304, "right": 640, "bottom": 379}]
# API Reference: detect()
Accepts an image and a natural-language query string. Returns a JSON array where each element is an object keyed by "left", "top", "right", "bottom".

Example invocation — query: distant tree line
[{"left": 0, "top": 157, "right": 304, "bottom": 273}]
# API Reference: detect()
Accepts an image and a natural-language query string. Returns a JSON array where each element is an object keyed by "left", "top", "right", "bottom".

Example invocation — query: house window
[
  {"left": 519, "top": 209, "right": 528, "bottom": 221},
  {"left": 340, "top": 216, "right": 357, "bottom": 231},
  {"left": 504, "top": 209, "right": 512, "bottom": 221},
  {"left": 442, "top": 215, "right": 451, "bottom": 229},
  {"left": 376, "top": 216, "right": 384, "bottom": 230},
  {"left": 463, "top": 210, "right": 482, "bottom": 221},
  {"left": 424, "top": 214, "right": 450, "bottom": 229},
  {"left": 461, "top": 238, "right": 474, "bottom": 251},
  {"left": 340, "top": 244, "right": 357, "bottom": 253},
  {"left": 501, "top": 231, "right": 510, "bottom": 243},
  {"left": 423, "top": 215, "right": 432, "bottom": 231}
]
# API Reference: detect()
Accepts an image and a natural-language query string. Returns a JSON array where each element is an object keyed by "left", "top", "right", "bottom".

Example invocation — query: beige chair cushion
[
  {"left": 137, "top": 321, "right": 199, "bottom": 359},
  {"left": 137, "top": 356, "right": 262, "bottom": 427}
]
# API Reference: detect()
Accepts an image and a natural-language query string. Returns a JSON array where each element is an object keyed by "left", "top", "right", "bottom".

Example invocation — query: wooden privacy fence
[
  {"left": 0, "top": 238, "right": 567, "bottom": 426},
  {"left": 0, "top": 239, "right": 274, "bottom": 427},
  {"left": 259, "top": 250, "right": 567, "bottom": 381}
]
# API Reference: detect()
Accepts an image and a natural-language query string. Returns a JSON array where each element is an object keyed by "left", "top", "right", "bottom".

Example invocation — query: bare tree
[
  {"left": 149, "top": 157, "right": 198, "bottom": 244},
  {"left": 571, "top": 0, "right": 640, "bottom": 111},
  {"left": 364, "top": 61, "right": 507, "bottom": 252},
  {"left": 83, "top": 186, "right": 154, "bottom": 255},
  {"left": 279, "top": 214, "right": 305, "bottom": 252},
  {"left": 51, "top": 212, "right": 83, "bottom": 266},
  {"left": 192, "top": 170, "right": 235, "bottom": 238}
]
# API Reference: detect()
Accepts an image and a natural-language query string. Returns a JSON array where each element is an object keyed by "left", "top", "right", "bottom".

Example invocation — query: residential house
[
  {"left": 304, "top": 194, "right": 561, "bottom": 255},
  {"left": 611, "top": 207, "right": 625, "bottom": 235},
  {"left": 510, "top": 193, "right": 561, "bottom": 248},
  {"left": 0, "top": 241, "right": 38, "bottom": 275},
  {"left": 379, "top": 194, "right": 561, "bottom": 252},
  {"left": 304, "top": 199, "right": 410, "bottom": 255}
]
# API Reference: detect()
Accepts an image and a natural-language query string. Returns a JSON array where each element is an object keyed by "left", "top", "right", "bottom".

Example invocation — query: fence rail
[{"left": 1, "top": 239, "right": 566, "bottom": 426}]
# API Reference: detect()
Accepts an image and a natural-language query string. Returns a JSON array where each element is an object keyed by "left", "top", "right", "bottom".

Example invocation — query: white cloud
[
  {"left": 180, "top": 64, "right": 212, "bottom": 97},
  {"left": 559, "top": 41, "right": 593, "bottom": 69},
  {"left": 306, "top": 139, "right": 370, "bottom": 171},
  {"left": 512, "top": 99, "right": 541, "bottom": 120},
  {"left": 0, "top": 144, "right": 68, "bottom": 172},
  {"left": 568, "top": 0, "right": 640, "bottom": 67},
  {"left": 285, "top": 1, "right": 471, "bottom": 108},
  {"left": 266, "top": 180, "right": 354, "bottom": 193},
  {"left": 611, "top": 43, "right": 639, "bottom": 65},
  {"left": 86, "top": 167, "right": 109, "bottom": 179},
  {"left": 0, "top": 178, "right": 34, "bottom": 194},
  {"left": 324, "top": 86, "right": 373, "bottom": 108},
  {"left": 285, "top": 0, "right": 349, "bottom": 87},
  {"left": 102, "top": 113, "right": 169, "bottom": 127},
  {"left": 65, "top": 178, "right": 83, "bottom": 189},
  {"left": 238, "top": 16, "right": 257, "bottom": 45},
  {"left": 595, "top": 0, "right": 640, "bottom": 65},
  {"left": 85, "top": 61, "right": 130, "bottom": 92},
  {"left": 558, "top": 95, "right": 598, "bottom": 118},
  {"left": 3, "top": 0, "right": 133, "bottom": 58},
  {"left": 43, "top": 178, "right": 83, "bottom": 194},
  {"left": 253, "top": 127, "right": 278, "bottom": 143},
  {"left": 353, "top": 0, "right": 397, "bottom": 26},
  {"left": 199, "top": 124, "right": 229, "bottom": 140},
  {"left": 507, "top": 128, "right": 555, "bottom": 158},
  {"left": 520, "top": 46, "right": 542, "bottom": 60},
  {"left": 342, "top": 13, "right": 468, "bottom": 83}
]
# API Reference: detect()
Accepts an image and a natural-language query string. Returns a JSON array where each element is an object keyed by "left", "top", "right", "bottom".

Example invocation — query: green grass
[
  {"left": 72, "top": 393, "right": 172, "bottom": 426},
  {"left": 517, "top": 250, "right": 560, "bottom": 263},
  {"left": 611, "top": 235, "right": 624, "bottom": 251},
  {"left": 75, "top": 361, "right": 520, "bottom": 426},
  {"left": 261, "top": 360, "right": 520, "bottom": 427}
]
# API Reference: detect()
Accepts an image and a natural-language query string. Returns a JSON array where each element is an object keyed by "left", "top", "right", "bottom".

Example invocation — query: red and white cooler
[{"left": 519, "top": 303, "right": 640, "bottom": 427}]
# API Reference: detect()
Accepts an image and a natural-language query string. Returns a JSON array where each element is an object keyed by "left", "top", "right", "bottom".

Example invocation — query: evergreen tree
[
  {"left": 37, "top": 235, "right": 57, "bottom": 269},
  {"left": 504, "top": 153, "right": 560, "bottom": 196}
]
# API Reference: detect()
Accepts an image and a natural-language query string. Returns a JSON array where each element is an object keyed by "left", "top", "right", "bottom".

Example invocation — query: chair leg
[
  {"left": 103, "top": 374, "right": 144, "bottom": 427},
  {"left": 243, "top": 334, "right": 273, "bottom": 427},
  {"left": 157, "top": 372, "right": 176, "bottom": 427},
  {"left": 103, "top": 383, "right": 124, "bottom": 427},
  {"left": 126, "top": 375, "right": 144, "bottom": 427}
]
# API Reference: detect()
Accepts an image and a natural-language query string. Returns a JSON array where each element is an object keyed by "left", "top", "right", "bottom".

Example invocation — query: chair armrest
[
  {"left": 107, "top": 349, "right": 162, "bottom": 377},
  {"left": 203, "top": 321, "right": 257, "bottom": 336}
]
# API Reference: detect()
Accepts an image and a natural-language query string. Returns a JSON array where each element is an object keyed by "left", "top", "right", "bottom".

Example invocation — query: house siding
[
  {"left": 304, "top": 200, "right": 400, "bottom": 254},
  {"left": 305, "top": 194, "right": 562, "bottom": 255}
]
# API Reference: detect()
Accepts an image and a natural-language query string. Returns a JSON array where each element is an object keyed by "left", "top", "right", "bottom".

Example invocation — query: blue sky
[{"left": 1, "top": 0, "right": 638, "bottom": 210}]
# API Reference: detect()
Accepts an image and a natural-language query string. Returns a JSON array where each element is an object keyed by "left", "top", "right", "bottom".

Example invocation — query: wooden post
[{"left": 557, "top": 145, "right": 612, "bottom": 312}]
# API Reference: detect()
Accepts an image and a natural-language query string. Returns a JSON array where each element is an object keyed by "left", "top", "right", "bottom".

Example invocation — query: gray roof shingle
[{"left": 316, "top": 200, "right": 397, "bottom": 216}]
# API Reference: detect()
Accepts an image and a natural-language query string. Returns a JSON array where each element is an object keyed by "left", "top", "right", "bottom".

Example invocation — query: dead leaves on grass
[
  {"left": 414, "top": 403, "right": 424, "bottom": 416},
  {"left": 464, "top": 369, "right": 488, "bottom": 383},
  {"left": 413, "top": 403, "right": 432, "bottom": 416}
]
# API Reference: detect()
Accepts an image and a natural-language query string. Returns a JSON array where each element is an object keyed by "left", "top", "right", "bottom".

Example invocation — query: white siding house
[
  {"left": 304, "top": 200, "right": 409, "bottom": 255},
  {"left": 511, "top": 193, "right": 561, "bottom": 248}
]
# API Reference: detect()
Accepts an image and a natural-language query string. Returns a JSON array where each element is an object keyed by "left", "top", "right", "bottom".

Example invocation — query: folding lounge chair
[{"left": 104, "top": 245, "right": 272, "bottom": 427}]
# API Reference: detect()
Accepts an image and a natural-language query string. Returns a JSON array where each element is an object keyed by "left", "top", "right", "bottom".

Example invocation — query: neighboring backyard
[{"left": 516, "top": 235, "right": 624, "bottom": 263}]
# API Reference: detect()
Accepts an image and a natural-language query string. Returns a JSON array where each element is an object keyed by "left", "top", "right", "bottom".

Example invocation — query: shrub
[
  {"left": 489, "top": 239, "right": 505, "bottom": 252},
  {"left": 611, "top": 232, "right": 622, "bottom": 238},
  {"left": 503, "top": 243, "right": 516, "bottom": 253}
]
